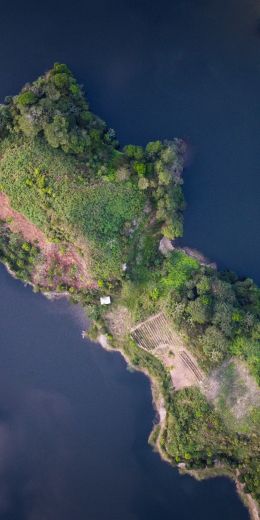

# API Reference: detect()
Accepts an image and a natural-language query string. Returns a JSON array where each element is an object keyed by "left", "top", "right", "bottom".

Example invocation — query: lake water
[
  {"left": 0, "top": 265, "right": 249, "bottom": 519},
  {"left": 1, "top": 0, "right": 260, "bottom": 282},
  {"left": 0, "top": 0, "right": 259, "bottom": 518}
]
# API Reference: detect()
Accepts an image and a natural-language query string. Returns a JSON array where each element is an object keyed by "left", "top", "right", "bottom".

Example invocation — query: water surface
[
  {"left": 1, "top": 0, "right": 260, "bottom": 280},
  {"left": 0, "top": 265, "right": 249, "bottom": 519},
  {"left": 0, "top": 1, "right": 259, "bottom": 518}
]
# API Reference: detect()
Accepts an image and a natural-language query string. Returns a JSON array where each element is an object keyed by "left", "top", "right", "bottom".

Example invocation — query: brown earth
[
  {"left": 0, "top": 192, "right": 97, "bottom": 290},
  {"left": 106, "top": 305, "right": 133, "bottom": 338},
  {"left": 106, "top": 307, "right": 205, "bottom": 391},
  {"left": 205, "top": 358, "right": 260, "bottom": 422}
]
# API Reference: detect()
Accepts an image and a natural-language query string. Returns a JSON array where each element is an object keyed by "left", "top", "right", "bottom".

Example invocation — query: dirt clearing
[{"left": 131, "top": 312, "right": 205, "bottom": 390}]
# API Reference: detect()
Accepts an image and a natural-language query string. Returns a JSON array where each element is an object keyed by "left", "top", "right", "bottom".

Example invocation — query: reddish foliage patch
[{"left": 0, "top": 192, "right": 97, "bottom": 290}]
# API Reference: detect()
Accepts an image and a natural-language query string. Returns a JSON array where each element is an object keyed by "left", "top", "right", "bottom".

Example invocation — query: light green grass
[{"left": 0, "top": 136, "right": 145, "bottom": 277}]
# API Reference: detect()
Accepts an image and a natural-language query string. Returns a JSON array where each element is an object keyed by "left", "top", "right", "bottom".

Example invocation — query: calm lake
[
  {"left": 0, "top": 265, "right": 249, "bottom": 519},
  {"left": 0, "top": 0, "right": 259, "bottom": 518}
]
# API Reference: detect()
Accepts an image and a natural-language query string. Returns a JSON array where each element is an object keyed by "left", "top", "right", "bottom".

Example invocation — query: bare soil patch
[
  {"left": 106, "top": 305, "right": 133, "bottom": 339},
  {"left": 131, "top": 312, "right": 205, "bottom": 390},
  {"left": 205, "top": 358, "right": 260, "bottom": 422},
  {"left": 0, "top": 192, "right": 97, "bottom": 290}
]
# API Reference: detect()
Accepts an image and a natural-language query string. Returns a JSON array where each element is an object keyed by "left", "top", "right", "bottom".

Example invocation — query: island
[{"left": 0, "top": 64, "right": 259, "bottom": 519}]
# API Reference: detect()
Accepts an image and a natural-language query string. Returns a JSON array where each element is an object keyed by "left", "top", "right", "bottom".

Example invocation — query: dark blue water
[
  {"left": 1, "top": 0, "right": 260, "bottom": 281},
  {"left": 0, "top": 0, "right": 259, "bottom": 518},
  {"left": 0, "top": 265, "right": 249, "bottom": 519}
]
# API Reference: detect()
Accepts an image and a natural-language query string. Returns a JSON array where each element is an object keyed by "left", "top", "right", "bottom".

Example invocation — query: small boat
[{"left": 81, "top": 330, "right": 86, "bottom": 339}]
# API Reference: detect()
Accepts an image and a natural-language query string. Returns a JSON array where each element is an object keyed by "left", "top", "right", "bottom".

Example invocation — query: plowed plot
[{"left": 131, "top": 313, "right": 204, "bottom": 390}]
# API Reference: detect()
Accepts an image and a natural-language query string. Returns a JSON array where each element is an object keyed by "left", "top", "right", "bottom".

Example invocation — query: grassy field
[{"left": 0, "top": 136, "right": 145, "bottom": 277}]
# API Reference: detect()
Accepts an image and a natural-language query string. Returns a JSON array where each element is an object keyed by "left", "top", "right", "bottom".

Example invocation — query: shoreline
[
  {"left": 2, "top": 261, "right": 259, "bottom": 520},
  {"left": 97, "top": 334, "right": 259, "bottom": 520},
  {"left": 97, "top": 334, "right": 171, "bottom": 463},
  {"left": 0, "top": 62, "right": 258, "bottom": 520}
]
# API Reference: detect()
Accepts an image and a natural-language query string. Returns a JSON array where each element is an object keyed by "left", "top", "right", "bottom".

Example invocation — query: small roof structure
[{"left": 100, "top": 296, "right": 111, "bottom": 305}]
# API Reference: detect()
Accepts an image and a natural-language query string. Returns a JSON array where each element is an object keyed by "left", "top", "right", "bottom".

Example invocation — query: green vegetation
[
  {"left": 0, "top": 222, "right": 40, "bottom": 281},
  {"left": 0, "top": 64, "right": 185, "bottom": 277},
  {"left": 6, "top": 62, "right": 117, "bottom": 156},
  {"left": 119, "top": 250, "right": 260, "bottom": 504},
  {"left": 163, "top": 257, "right": 260, "bottom": 380},
  {"left": 162, "top": 387, "right": 260, "bottom": 501},
  {"left": 0, "top": 64, "right": 259, "bottom": 508},
  {"left": 122, "top": 250, "right": 260, "bottom": 381},
  {"left": 0, "top": 138, "right": 146, "bottom": 277}
]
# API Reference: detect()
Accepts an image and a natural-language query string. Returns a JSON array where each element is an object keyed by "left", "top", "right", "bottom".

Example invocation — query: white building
[{"left": 100, "top": 296, "right": 111, "bottom": 305}]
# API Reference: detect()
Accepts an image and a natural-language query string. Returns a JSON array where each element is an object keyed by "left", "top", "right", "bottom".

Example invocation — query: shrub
[
  {"left": 17, "top": 91, "right": 38, "bottom": 106},
  {"left": 138, "top": 177, "right": 149, "bottom": 190}
]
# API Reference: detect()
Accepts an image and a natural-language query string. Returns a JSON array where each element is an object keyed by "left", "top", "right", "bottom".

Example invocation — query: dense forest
[{"left": 0, "top": 65, "right": 259, "bottom": 506}]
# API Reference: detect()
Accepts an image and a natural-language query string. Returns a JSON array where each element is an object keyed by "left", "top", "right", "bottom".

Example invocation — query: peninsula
[{"left": 0, "top": 64, "right": 259, "bottom": 518}]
